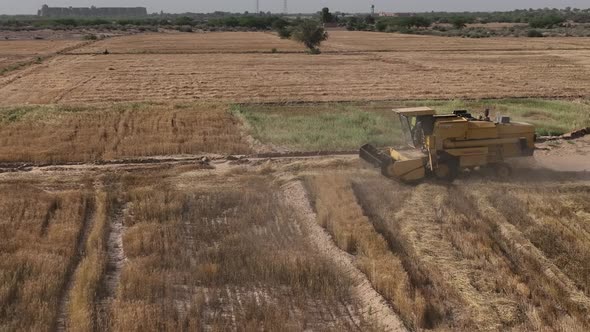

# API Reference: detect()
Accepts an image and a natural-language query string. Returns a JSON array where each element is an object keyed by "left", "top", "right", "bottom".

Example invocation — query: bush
[
  {"left": 308, "top": 48, "right": 321, "bottom": 55},
  {"left": 527, "top": 29, "right": 544, "bottom": 37},
  {"left": 175, "top": 16, "right": 194, "bottom": 26},
  {"left": 177, "top": 25, "right": 193, "bottom": 33},
  {"left": 82, "top": 34, "right": 98, "bottom": 40}
]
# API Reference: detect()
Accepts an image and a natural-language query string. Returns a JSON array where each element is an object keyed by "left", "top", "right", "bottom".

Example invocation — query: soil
[
  {"left": 535, "top": 136, "right": 590, "bottom": 172},
  {"left": 97, "top": 203, "right": 128, "bottom": 321}
]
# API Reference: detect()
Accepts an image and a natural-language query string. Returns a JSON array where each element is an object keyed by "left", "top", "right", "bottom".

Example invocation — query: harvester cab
[
  {"left": 397, "top": 107, "right": 436, "bottom": 149},
  {"left": 360, "top": 107, "right": 535, "bottom": 182}
]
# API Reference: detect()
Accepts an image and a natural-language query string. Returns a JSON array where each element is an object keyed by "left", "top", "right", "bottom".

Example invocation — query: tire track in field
[
  {"left": 281, "top": 181, "right": 407, "bottom": 332},
  {"left": 54, "top": 194, "right": 96, "bottom": 332},
  {"left": 39, "top": 200, "right": 59, "bottom": 237},
  {"left": 52, "top": 74, "right": 97, "bottom": 103},
  {"left": 96, "top": 202, "right": 128, "bottom": 326}
]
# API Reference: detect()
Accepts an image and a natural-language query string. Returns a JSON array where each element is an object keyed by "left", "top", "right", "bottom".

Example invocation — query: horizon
[{"left": 1, "top": 1, "right": 589, "bottom": 16}]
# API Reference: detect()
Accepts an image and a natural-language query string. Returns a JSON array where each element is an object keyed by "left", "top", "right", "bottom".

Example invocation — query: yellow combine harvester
[{"left": 360, "top": 107, "right": 535, "bottom": 182}]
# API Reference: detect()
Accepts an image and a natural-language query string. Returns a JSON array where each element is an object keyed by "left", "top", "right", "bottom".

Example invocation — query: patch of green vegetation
[
  {"left": 405, "top": 99, "right": 590, "bottom": 136},
  {"left": 0, "top": 106, "right": 39, "bottom": 122},
  {"left": 0, "top": 103, "right": 133, "bottom": 123},
  {"left": 235, "top": 99, "right": 590, "bottom": 151},
  {"left": 233, "top": 104, "right": 403, "bottom": 151},
  {"left": 0, "top": 105, "right": 88, "bottom": 123}
]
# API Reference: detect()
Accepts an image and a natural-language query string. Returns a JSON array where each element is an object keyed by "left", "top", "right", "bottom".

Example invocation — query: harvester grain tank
[{"left": 360, "top": 107, "right": 535, "bottom": 182}]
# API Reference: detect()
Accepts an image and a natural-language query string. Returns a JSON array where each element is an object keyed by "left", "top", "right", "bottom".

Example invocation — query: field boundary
[{"left": 63, "top": 47, "right": 590, "bottom": 56}]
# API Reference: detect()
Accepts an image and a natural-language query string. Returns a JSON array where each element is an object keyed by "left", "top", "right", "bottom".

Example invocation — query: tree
[
  {"left": 321, "top": 7, "right": 333, "bottom": 24},
  {"left": 529, "top": 14, "right": 565, "bottom": 28},
  {"left": 409, "top": 16, "right": 432, "bottom": 28},
  {"left": 450, "top": 16, "right": 469, "bottom": 29},
  {"left": 277, "top": 27, "right": 292, "bottom": 39},
  {"left": 272, "top": 18, "right": 292, "bottom": 39},
  {"left": 389, "top": 16, "right": 432, "bottom": 29},
  {"left": 376, "top": 20, "right": 388, "bottom": 32},
  {"left": 291, "top": 20, "right": 328, "bottom": 53},
  {"left": 175, "top": 16, "right": 193, "bottom": 26},
  {"left": 272, "top": 18, "right": 289, "bottom": 30}
]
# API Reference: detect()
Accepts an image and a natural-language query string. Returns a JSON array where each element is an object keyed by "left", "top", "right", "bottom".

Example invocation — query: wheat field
[{"left": 1, "top": 30, "right": 590, "bottom": 331}]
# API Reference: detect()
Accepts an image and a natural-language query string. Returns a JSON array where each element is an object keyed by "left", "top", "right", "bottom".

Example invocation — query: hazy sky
[{"left": 2, "top": 1, "right": 589, "bottom": 15}]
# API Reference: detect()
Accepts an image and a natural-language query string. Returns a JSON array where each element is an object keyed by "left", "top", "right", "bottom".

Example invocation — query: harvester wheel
[
  {"left": 435, "top": 160, "right": 458, "bottom": 181},
  {"left": 494, "top": 163, "right": 512, "bottom": 179},
  {"left": 381, "top": 162, "right": 395, "bottom": 178}
]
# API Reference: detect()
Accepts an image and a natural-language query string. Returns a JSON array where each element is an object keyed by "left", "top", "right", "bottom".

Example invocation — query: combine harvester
[{"left": 360, "top": 107, "right": 535, "bottom": 182}]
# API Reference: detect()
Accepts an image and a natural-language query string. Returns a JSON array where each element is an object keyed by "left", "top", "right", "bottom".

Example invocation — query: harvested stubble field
[
  {"left": 320, "top": 31, "right": 590, "bottom": 52},
  {"left": 69, "top": 31, "right": 590, "bottom": 54},
  {"left": 0, "top": 40, "right": 82, "bottom": 73},
  {"left": 71, "top": 32, "right": 306, "bottom": 54},
  {"left": 0, "top": 165, "right": 398, "bottom": 331},
  {"left": 1, "top": 154, "right": 589, "bottom": 331},
  {"left": 1, "top": 50, "right": 589, "bottom": 105}
]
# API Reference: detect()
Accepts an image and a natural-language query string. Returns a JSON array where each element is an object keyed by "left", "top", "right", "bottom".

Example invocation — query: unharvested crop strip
[
  {"left": 233, "top": 95, "right": 590, "bottom": 107},
  {"left": 39, "top": 199, "right": 59, "bottom": 236},
  {"left": 281, "top": 181, "right": 406, "bottom": 331},
  {"left": 352, "top": 181, "right": 473, "bottom": 330},
  {"left": 54, "top": 195, "right": 96, "bottom": 332}
]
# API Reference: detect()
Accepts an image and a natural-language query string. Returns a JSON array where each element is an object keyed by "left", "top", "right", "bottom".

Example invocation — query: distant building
[
  {"left": 378, "top": 12, "right": 415, "bottom": 17},
  {"left": 38, "top": 4, "right": 147, "bottom": 17}
]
